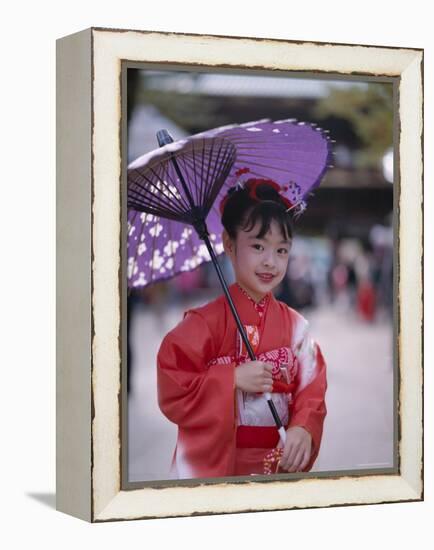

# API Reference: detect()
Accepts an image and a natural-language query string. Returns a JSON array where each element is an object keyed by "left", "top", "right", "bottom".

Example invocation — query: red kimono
[{"left": 157, "top": 283, "right": 327, "bottom": 479}]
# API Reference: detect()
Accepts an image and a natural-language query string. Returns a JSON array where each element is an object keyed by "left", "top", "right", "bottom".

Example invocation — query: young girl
[{"left": 157, "top": 178, "right": 327, "bottom": 479}]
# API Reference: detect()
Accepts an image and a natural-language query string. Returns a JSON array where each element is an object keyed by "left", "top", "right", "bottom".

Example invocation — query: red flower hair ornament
[{"left": 219, "top": 167, "right": 298, "bottom": 215}]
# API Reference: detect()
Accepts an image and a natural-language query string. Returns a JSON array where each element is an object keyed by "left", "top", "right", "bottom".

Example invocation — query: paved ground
[{"left": 128, "top": 296, "right": 394, "bottom": 481}]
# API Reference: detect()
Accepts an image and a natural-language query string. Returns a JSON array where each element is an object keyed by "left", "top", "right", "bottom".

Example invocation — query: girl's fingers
[
  {"left": 286, "top": 443, "right": 300, "bottom": 469},
  {"left": 262, "top": 376, "right": 273, "bottom": 390},
  {"left": 281, "top": 442, "right": 300, "bottom": 471},
  {"left": 279, "top": 443, "right": 293, "bottom": 471},
  {"left": 298, "top": 449, "right": 311, "bottom": 472},
  {"left": 288, "top": 448, "right": 305, "bottom": 473},
  {"left": 261, "top": 371, "right": 273, "bottom": 392}
]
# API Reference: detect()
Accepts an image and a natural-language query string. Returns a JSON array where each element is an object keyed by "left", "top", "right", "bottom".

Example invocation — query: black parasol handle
[
  {"left": 157, "top": 129, "right": 286, "bottom": 441},
  {"left": 201, "top": 233, "right": 256, "bottom": 360},
  {"left": 201, "top": 232, "right": 286, "bottom": 439}
]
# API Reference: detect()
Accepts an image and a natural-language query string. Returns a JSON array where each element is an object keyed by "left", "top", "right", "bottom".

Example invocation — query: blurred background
[{"left": 126, "top": 69, "right": 395, "bottom": 482}]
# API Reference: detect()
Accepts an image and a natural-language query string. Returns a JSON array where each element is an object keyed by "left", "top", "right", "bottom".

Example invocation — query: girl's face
[{"left": 223, "top": 220, "right": 292, "bottom": 302}]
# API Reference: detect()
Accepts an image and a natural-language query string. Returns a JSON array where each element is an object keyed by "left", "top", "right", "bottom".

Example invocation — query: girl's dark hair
[{"left": 221, "top": 180, "right": 293, "bottom": 241}]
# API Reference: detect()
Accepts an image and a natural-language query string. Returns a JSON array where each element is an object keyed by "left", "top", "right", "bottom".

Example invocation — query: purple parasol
[{"left": 127, "top": 119, "right": 333, "bottom": 288}]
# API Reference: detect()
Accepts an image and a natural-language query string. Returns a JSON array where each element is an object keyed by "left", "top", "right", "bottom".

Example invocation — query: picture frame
[{"left": 56, "top": 27, "right": 423, "bottom": 522}]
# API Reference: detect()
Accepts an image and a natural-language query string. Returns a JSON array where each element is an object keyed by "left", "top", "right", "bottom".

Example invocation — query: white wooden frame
[{"left": 56, "top": 27, "right": 423, "bottom": 522}]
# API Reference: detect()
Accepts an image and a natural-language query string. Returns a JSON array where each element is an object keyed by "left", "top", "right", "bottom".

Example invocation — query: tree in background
[{"left": 314, "top": 83, "right": 393, "bottom": 170}]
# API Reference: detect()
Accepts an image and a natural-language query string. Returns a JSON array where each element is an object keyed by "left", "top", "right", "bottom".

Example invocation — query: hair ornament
[
  {"left": 245, "top": 178, "right": 294, "bottom": 211},
  {"left": 219, "top": 166, "right": 308, "bottom": 217},
  {"left": 235, "top": 167, "right": 250, "bottom": 177}
]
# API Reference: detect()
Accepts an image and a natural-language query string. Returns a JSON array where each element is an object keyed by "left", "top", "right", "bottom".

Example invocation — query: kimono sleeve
[
  {"left": 289, "top": 316, "right": 327, "bottom": 469},
  {"left": 157, "top": 310, "right": 236, "bottom": 433}
]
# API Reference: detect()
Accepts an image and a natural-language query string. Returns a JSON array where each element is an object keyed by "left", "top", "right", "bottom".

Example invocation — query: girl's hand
[
  {"left": 277, "top": 426, "right": 312, "bottom": 472},
  {"left": 235, "top": 361, "right": 273, "bottom": 393}
]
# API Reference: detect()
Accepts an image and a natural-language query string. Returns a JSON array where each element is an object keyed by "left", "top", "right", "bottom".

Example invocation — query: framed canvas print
[{"left": 56, "top": 27, "right": 423, "bottom": 522}]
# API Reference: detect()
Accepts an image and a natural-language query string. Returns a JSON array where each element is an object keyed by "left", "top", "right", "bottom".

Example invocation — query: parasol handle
[
  {"left": 156, "top": 130, "right": 286, "bottom": 445},
  {"left": 201, "top": 232, "right": 286, "bottom": 444}
]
